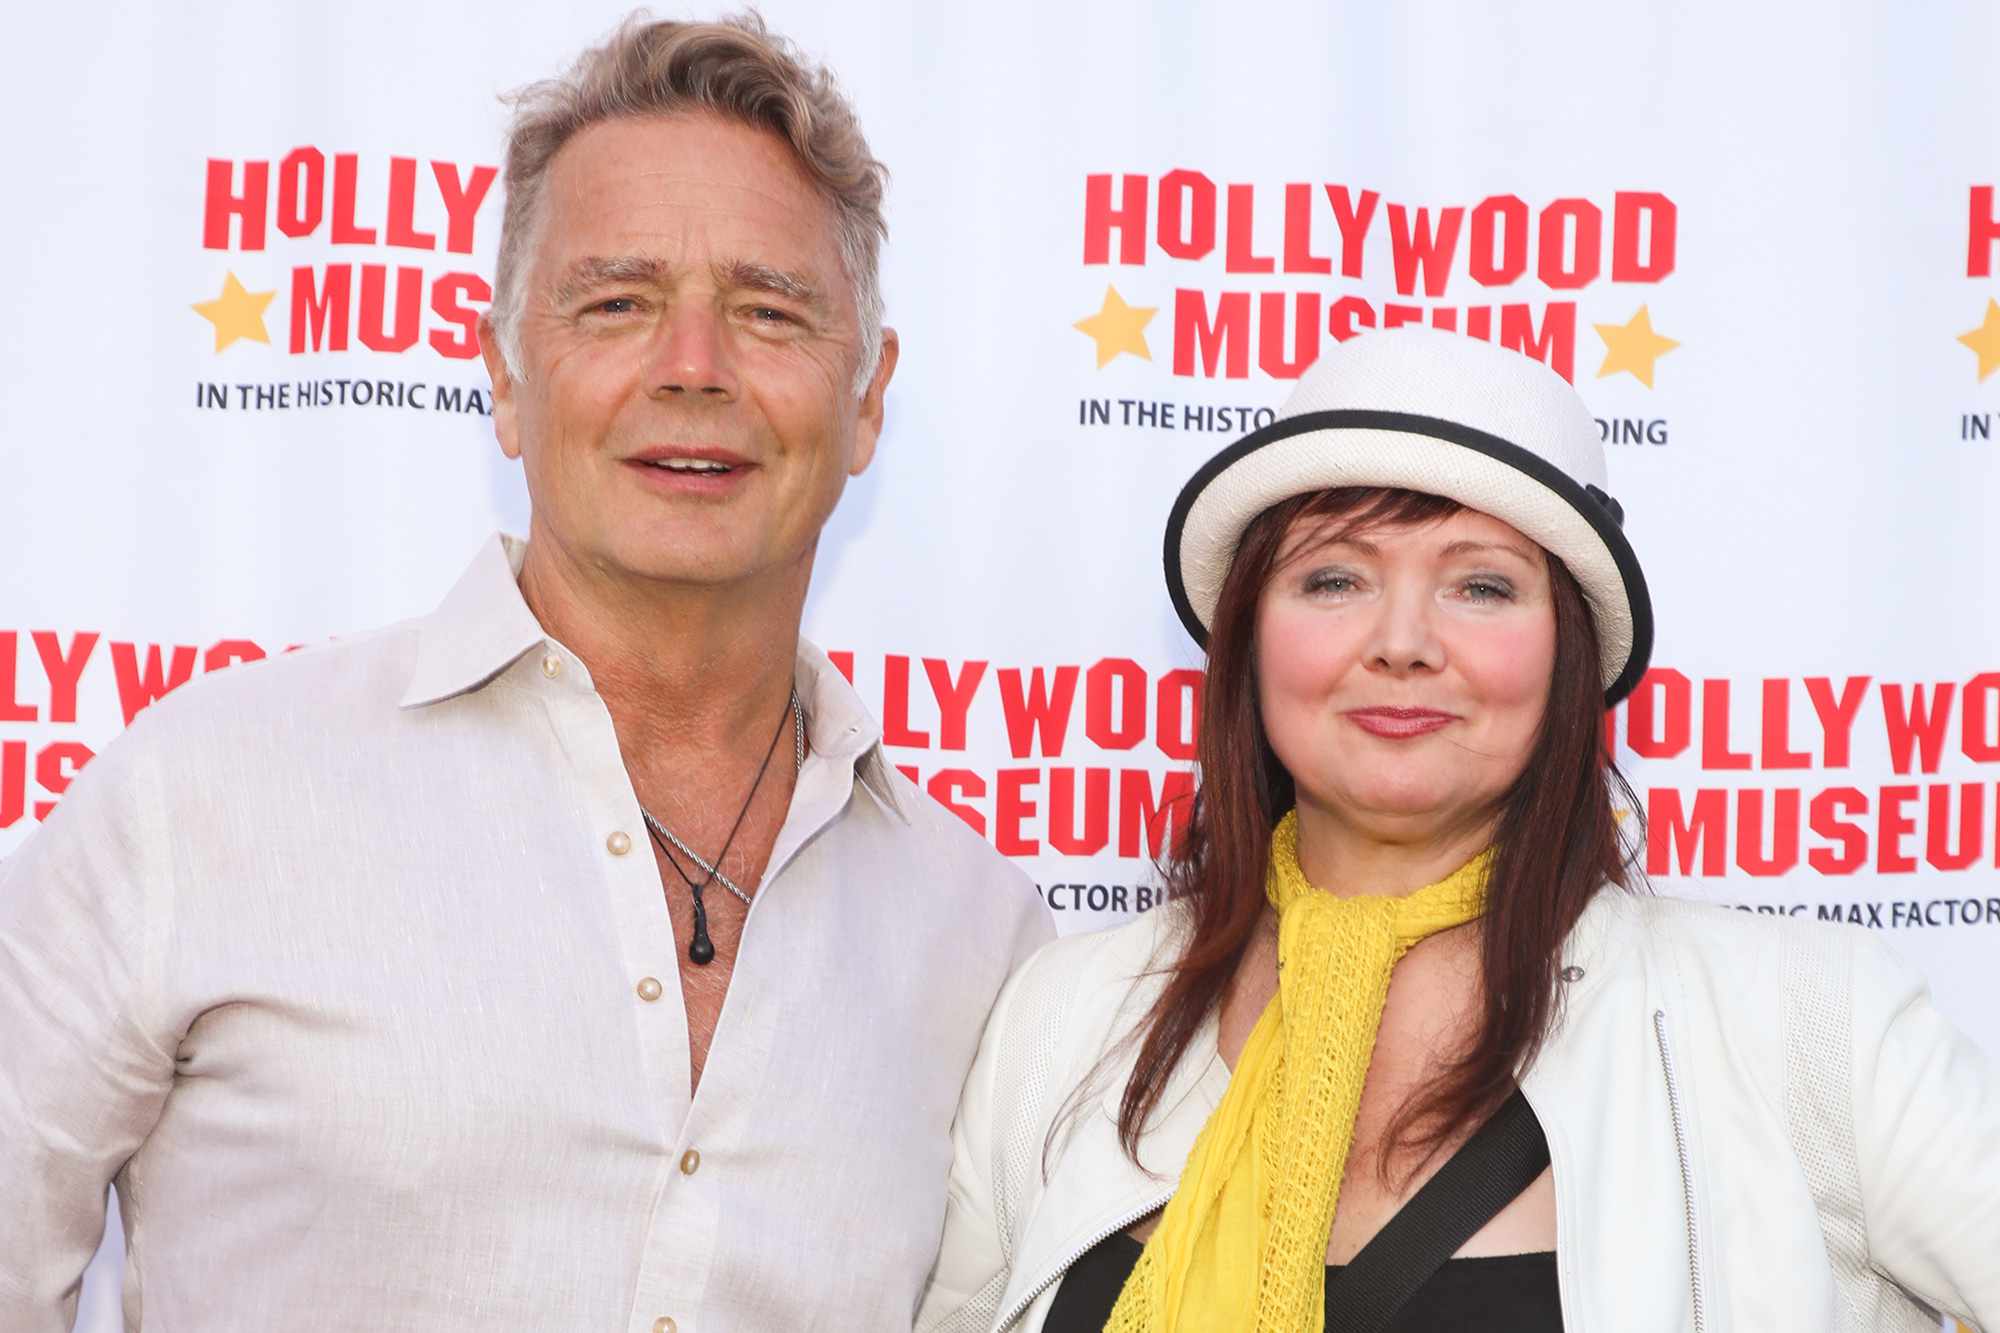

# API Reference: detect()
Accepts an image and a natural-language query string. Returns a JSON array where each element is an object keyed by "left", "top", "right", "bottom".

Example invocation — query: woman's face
[{"left": 1254, "top": 505, "right": 1558, "bottom": 845}]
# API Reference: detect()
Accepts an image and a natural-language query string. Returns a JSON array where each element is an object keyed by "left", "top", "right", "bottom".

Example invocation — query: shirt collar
[
  {"left": 399, "top": 533, "right": 547, "bottom": 709},
  {"left": 399, "top": 533, "right": 912, "bottom": 825},
  {"left": 794, "top": 638, "right": 913, "bottom": 825}
]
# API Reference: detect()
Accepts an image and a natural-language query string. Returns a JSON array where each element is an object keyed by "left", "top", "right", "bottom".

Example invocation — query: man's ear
[
  {"left": 480, "top": 316, "right": 521, "bottom": 460},
  {"left": 848, "top": 326, "right": 899, "bottom": 477}
]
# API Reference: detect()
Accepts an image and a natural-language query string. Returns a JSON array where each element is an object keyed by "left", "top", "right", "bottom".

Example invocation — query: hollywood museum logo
[
  {"left": 1069, "top": 171, "right": 1682, "bottom": 444},
  {"left": 189, "top": 147, "right": 501, "bottom": 415}
]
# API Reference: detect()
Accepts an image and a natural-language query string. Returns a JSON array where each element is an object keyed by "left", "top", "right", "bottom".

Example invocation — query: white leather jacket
[{"left": 917, "top": 891, "right": 2000, "bottom": 1332}]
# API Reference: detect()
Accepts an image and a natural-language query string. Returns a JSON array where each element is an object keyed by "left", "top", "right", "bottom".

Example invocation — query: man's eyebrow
[
  {"left": 545, "top": 255, "right": 666, "bottom": 309},
  {"left": 716, "top": 260, "right": 822, "bottom": 306}
]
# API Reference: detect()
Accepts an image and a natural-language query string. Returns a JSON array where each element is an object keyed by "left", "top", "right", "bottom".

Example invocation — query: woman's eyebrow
[{"left": 1438, "top": 538, "right": 1538, "bottom": 563}]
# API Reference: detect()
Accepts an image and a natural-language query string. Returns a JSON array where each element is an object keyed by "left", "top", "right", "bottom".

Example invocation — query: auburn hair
[{"left": 1118, "top": 486, "right": 1642, "bottom": 1170}]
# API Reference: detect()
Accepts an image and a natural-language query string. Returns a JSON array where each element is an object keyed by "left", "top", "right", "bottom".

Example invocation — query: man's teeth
[{"left": 649, "top": 458, "right": 733, "bottom": 473}]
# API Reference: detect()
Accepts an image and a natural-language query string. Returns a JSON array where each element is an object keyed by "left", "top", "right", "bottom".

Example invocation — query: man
[{"left": 0, "top": 15, "right": 1050, "bottom": 1331}]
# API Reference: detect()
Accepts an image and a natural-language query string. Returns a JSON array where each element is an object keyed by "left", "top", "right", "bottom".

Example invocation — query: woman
[{"left": 919, "top": 328, "right": 1999, "bottom": 1331}]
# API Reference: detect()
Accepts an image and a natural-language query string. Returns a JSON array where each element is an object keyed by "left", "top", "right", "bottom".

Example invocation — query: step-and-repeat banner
[{"left": 2, "top": 3, "right": 1994, "bottom": 1327}]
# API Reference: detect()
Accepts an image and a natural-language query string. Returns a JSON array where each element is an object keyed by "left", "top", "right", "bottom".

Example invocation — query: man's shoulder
[
  {"left": 851, "top": 760, "right": 1053, "bottom": 947},
  {"left": 114, "top": 619, "right": 423, "bottom": 751},
  {"left": 31, "top": 620, "right": 427, "bottom": 844},
  {"left": 875, "top": 761, "right": 1027, "bottom": 877}
]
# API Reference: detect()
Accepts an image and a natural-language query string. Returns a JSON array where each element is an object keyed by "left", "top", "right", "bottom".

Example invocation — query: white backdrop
[{"left": 1, "top": 3, "right": 1995, "bottom": 1328}]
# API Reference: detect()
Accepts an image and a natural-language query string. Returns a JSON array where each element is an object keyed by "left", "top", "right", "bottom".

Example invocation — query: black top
[
  {"left": 1043, "top": 1101, "right": 1561, "bottom": 1331},
  {"left": 1043, "top": 1233, "right": 1559, "bottom": 1330}
]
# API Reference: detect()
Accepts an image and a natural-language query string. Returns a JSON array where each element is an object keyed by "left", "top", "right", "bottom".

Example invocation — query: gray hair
[{"left": 489, "top": 12, "right": 888, "bottom": 393}]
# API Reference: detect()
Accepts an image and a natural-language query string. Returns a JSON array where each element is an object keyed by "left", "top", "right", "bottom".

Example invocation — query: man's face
[{"left": 484, "top": 113, "right": 896, "bottom": 591}]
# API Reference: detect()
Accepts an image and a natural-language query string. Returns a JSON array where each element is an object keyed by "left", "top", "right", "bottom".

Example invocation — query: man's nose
[{"left": 648, "top": 306, "right": 739, "bottom": 401}]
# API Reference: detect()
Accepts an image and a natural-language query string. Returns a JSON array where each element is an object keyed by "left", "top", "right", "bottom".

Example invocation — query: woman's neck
[{"left": 1290, "top": 799, "right": 1496, "bottom": 898}]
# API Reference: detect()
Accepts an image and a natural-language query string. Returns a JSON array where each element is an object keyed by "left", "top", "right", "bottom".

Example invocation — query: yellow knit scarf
[{"left": 1104, "top": 809, "right": 1491, "bottom": 1333}]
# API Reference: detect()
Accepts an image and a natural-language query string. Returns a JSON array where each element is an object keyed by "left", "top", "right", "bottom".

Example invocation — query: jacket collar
[
  {"left": 1549, "top": 883, "right": 1643, "bottom": 1015},
  {"left": 396, "top": 534, "right": 911, "bottom": 824}
]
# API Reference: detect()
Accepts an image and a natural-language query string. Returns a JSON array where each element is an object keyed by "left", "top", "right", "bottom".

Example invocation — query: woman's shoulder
[
  {"left": 971, "top": 904, "right": 1195, "bottom": 1119},
  {"left": 1574, "top": 888, "right": 1929, "bottom": 1039},
  {"left": 1611, "top": 890, "right": 1905, "bottom": 972},
  {"left": 995, "top": 905, "right": 1189, "bottom": 1041},
  {"left": 1029, "top": 901, "right": 1190, "bottom": 977}
]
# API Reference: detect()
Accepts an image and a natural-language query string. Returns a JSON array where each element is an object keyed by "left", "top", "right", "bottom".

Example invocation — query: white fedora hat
[{"left": 1163, "top": 326, "right": 1653, "bottom": 705}]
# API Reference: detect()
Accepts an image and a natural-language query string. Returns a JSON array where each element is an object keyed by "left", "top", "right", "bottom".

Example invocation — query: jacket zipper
[
  {"left": 1653, "top": 1008, "right": 1706, "bottom": 1332},
  {"left": 995, "top": 1194, "right": 1174, "bottom": 1330}
]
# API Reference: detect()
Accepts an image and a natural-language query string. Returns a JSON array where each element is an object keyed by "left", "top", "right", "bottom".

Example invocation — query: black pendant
[{"left": 687, "top": 886, "right": 716, "bottom": 965}]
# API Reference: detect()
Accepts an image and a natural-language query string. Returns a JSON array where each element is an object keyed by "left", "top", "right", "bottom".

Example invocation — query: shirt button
[
  {"left": 541, "top": 653, "right": 561, "bottom": 678},
  {"left": 636, "top": 976, "right": 663, "bottom": 1002},
  {"left": 679, "top": 1148, "right": 701, "bottom": 1176},
  {"left": 607, "top": 830, "right": 633, "bottom": 856},
  {"left": 652, "top": 1319, "right": 678, "bottom": 1333}
]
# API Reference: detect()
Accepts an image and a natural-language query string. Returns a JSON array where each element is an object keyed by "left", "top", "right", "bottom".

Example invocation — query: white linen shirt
[{"left": 0, "top": 534, "right": 1052, "bottom": 1333}]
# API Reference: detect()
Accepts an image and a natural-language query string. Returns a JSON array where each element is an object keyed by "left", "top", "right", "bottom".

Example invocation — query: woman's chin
[
  {"left": 1302, "top": 778, "right": 1501, "bottom": 838},
  {"left": 1319, "top": 788, "right": 1452, "bottom": 826}
]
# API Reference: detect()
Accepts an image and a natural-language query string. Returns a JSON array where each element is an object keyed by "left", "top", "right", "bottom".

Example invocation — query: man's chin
[
  {"left": 528, "top": 517, "right": 806, "bottom": 595},
  {"left": 619, "top": 553, "right": 754, "bottom": 588},
  {"left": 606, "top": 537, "right": 808, "bottom": 592}
]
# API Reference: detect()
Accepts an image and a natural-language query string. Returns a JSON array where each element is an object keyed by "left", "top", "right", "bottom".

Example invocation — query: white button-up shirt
[{"left": 0, "top": 535, "right": 1051, "bottom": 1332}]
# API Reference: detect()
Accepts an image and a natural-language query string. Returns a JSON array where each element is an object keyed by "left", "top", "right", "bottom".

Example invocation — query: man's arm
[{"left": 0, "top": 732, "right": 178, "bottom": 1328}]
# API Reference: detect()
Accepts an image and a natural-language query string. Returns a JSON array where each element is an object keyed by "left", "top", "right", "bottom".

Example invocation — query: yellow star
[
  {"left": 1957, "top": 298, "right": 2000, "bottom": 382},
  {"left": 1074, "top": 285, "right": 1157, "bottom": 368},
  {"left": 191, "top": 272, "right": 276, "bottom": 352},
  {"left": 1593, "top": 305, "right": 1680, "bottom": 388}
]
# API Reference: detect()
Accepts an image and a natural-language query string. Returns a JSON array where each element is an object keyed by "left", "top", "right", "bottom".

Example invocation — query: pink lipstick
[{"left": 1344, "top": 707, "right": 1458, "bottom": 739}]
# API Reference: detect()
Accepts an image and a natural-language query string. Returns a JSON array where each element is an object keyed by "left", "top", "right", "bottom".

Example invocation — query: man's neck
[
  {"left": 1292, "top": 799, "right": 1497, "bottom": 899},
  {"left": 514, "top": 530, "right": 808, "bottom": 762}
]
